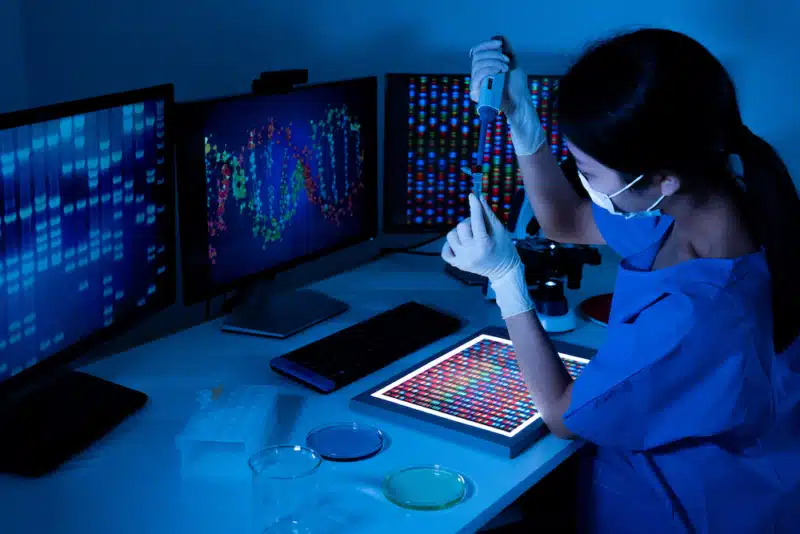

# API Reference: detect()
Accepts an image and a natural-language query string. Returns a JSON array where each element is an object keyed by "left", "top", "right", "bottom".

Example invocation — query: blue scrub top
[{"left": 563, "top": 204, "right": 800, "bottom": 534}]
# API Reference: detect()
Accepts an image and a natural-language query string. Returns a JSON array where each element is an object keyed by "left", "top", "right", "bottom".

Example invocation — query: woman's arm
[
  {"left": 518, "top": 148, "right": 605, "bottom": 246},
  {"left": 504, "top": 309, "right": 576, "bottom": 438},
  {"left": 441, "top": 194, "right": 579, "bottom": 438}
]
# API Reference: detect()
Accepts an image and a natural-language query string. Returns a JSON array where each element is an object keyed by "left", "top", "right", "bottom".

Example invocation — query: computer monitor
[
  {"left": 383, "top": 74, "right": 570, "bottom": 233},
  {"left": 0, "top": 84, "right": 177, "bottom": 476},
  {"left": 177, "top": 77, "right": 378, "bottom": 338}
]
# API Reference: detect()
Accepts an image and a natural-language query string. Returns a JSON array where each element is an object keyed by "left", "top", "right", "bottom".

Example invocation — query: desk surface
[{"left": 0, "top": 245, "right": 617, "bottom": 534}]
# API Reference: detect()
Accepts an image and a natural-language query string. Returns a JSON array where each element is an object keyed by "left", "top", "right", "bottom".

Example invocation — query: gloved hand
[
  {"left": 442, "top": 194, "right": 534, "bottom": 319},
  {"left": 469, "top": 39, "right": 546, "bottom": 157}
]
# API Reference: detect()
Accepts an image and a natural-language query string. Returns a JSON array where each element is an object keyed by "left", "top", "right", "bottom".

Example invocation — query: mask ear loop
[
  {"left": 645, "top": 194, "right": 666, "bottom": 212},
  {"left": 622, "top": 195, "right": 666, "bottom": 220},
  {"left": 607, "top": 174, "right": 645, "bottom": 199}
]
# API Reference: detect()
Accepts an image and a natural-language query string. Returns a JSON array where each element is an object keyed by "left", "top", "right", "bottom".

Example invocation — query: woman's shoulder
[
  {"left": 611, "top": 249, "right": 768, "bottom": 327},
  {"left": 678, "top": 251, "right": 771, "bottom": 317},
  {"left": 610, "top": 253, "right": 772, "bottom": 358},
  {"left": 631, "top": 256, "right": 775, "bottom": 366}
]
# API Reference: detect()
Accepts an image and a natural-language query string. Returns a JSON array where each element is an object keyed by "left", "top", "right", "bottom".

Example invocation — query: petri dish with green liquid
[{"left": 383, "top": 465, "right": 467, "bottom": 511}]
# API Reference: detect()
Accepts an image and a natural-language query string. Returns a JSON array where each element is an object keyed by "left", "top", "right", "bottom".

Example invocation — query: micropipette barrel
[{"left": 474, "top": 35, "right": 511, "bottom": 197}]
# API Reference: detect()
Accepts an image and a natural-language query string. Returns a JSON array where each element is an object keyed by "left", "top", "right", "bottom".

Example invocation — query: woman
[{"left": 443, "top": 29, "right": 800, "bottom": 533}]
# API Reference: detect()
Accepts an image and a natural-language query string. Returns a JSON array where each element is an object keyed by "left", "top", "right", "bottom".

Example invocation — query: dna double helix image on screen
[
  {"left": 199, "top": 85, "right": 373, "bottom": 287},
  {"left": 386, "top": 74, "right": 568, "bottom": 228},
  {"left": 0, "top": 100, "right": 172, "bottom": 379}
]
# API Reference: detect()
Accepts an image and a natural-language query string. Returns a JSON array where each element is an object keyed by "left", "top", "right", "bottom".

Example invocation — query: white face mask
[{"left": 577, "top": 170, "right": 665, "bottom": 219}]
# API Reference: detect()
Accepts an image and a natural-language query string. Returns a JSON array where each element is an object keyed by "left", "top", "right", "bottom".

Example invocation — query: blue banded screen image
[
  {"left": 201, "top": 84, "right": 373, "bottom": 287},
  {"left": 0, "top": 100, "right": 172, "bottom": 381}
]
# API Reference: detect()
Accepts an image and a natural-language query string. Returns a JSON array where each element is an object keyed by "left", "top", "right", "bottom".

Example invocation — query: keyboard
[
  {"left": 270, "top": 302, "right": 462, "bottom": 393},
  {"left": 444, "top": 264, "right": 487, "bottom": 286}
]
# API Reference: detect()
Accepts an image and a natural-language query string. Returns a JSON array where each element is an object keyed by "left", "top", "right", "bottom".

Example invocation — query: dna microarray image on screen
[
  {"left": 385, "top": 74, "right": 568, "bottom": 229},
  {"left": 0, "top": 100, "right": 172, "bottom": 380},
  {"left": 372, "top": 334, "right": 588, "bottom": 437},
  {"left": 198, "top": 82, "right": 375, "bottom": 288}
]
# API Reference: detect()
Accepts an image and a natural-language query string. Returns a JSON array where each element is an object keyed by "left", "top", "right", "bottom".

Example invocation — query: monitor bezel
[
  {"left": 175, "top": 77, "right": 380, "bottom": 306},
  {"left": 0, "top": 83, "right": 178, "bottom": 394},
  {"left": 382, "top": 72, "right": 564, "bottom": 234}
]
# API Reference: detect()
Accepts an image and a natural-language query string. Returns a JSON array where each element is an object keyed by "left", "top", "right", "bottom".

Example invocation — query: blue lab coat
[{"left": 563, "top": 205, "right": 800, "bottom": 534}]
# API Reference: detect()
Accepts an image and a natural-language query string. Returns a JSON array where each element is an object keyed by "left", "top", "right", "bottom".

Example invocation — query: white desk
[{"left": 0, "top": 246, "right": 617, "bottom": 534}]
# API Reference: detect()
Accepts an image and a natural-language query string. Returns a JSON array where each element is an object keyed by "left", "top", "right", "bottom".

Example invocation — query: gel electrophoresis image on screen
[
  {"left": 178, "top": 78, "right": 378, "bottom": 304},
  {"left": 384, "top": 74, "right": 568, "bottom": 231},
  {"left": 0, "top": 95, "right": 174, "bottom": 381}
]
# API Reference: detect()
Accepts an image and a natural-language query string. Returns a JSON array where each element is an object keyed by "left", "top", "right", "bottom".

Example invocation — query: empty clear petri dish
[
  {"left": 248, "top": 445, "right": 322, "bottom": 479},
  {"left": 306, "top": 422, "right": 385, "bottom": 462},
  {"left": 383, "top": 465, "right": 467, "bottom": 511}
]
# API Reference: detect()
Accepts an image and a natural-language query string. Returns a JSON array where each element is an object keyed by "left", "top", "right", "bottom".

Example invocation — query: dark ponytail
[{"left": 735, "top": 125, "right": 800, "bottom": 354}]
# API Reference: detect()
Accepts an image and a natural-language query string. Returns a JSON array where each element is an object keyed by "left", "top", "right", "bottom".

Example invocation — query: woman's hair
[
  {"left": 558, "top": 152, "right": 589, "bottom": 200},
  {"left": 558, "top": 28, "right": 800, "bottom": 353}
]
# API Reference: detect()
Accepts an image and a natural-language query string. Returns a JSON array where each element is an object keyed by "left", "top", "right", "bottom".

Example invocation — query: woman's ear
[{"left": 658, "top": 175, "right": 681, "bottom": 196}]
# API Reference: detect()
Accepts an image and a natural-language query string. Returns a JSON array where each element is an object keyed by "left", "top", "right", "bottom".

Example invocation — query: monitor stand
[
  {"left": 0, "top": 370, "right": 148, "bottom": 477},
  {"left": 221, "top": 286, "right": 349, "bottom": 339}
]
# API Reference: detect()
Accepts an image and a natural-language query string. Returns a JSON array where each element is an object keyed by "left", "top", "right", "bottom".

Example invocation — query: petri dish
[
  {"left": 248, "top": 445, "right": 322, "bottom": 479},
  {"left": 383, "top": 465, "right": 467, "bottom": 511},
  {"left": 578, "top": 293, "right": 613, "bottom": 327},
  {"left": 306, "top": 422, "right": 385, "bottom": 462}
]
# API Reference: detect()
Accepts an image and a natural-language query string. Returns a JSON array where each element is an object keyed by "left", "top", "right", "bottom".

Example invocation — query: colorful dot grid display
[
  {"left": 400, "top": 75, "right": 569, "bottom": 227},
  {"left": 372, "top": 334, "right": 588, "bottom": 438}
]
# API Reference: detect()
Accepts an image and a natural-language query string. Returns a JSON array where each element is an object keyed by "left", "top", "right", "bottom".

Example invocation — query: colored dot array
[
  {"left": 381, "top": 337, "right": 587, "bottom": 435},
  {"left": 403, "top": 75, "right": 568, "bottom": 227}
]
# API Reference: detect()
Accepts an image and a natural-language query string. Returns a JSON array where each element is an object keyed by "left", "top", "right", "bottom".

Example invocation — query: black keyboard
[
  {"left": 270, "top": 302, "right": 462, "bottom": 393},
  {"left": 444, "top": 264, "right": 486, "bottom": 286}
]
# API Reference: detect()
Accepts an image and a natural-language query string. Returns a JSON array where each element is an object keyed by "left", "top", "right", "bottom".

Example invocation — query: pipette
[{"left": 463, "top": 35, "right": 513, "bottom": 199}]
